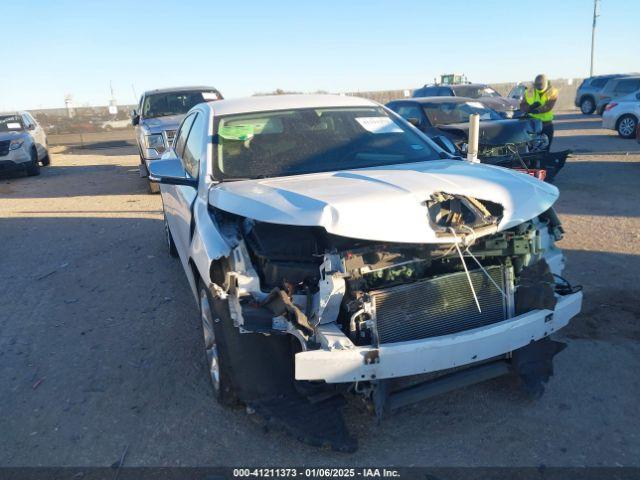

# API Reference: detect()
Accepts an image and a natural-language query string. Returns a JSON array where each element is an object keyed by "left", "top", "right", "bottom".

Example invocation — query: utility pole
[{"left": 590, "top": 0, "right": 601, "bottom": 77}]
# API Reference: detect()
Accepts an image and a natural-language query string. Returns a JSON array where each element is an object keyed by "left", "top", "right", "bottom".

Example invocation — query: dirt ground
[{"left": 1, "top": 112, "right": 639, "bottom": 467}]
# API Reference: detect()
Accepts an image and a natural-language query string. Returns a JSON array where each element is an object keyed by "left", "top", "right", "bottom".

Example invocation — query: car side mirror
[
  {"left": 148, "top": 158, "right": 197, "bottom": 188},
  {"left": 131, "top": 113, "right": 140, "bottom": 126},
  {"left": 406, "top": 117, "right": 421, "bottom": 127},
  {"left": 27, "top": 124, "right": 36, "bottom": 131}
]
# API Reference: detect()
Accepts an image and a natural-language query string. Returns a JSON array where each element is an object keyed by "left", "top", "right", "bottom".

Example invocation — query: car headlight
[
  {"left": 9, "top": 139, "right": 24, "bottom": 151},
  {"left": 145, "top": 134, "right": 165, "bottom": 150}
]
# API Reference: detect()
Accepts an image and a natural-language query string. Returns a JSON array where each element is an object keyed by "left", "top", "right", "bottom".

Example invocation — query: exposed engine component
[
  {"left": 425, "top": 192, "right": 503, "bottom": 235},
  {"left": 227, "top": 208, "right": 566, "bottom": 352}
]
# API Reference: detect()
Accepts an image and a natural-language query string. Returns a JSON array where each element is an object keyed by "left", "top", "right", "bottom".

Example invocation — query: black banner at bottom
[{"left": 0, "top": 467, "right": 639, "bottom": 480}]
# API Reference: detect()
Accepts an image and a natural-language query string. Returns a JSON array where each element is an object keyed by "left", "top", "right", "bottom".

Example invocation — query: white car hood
[{"left": 208, "top": 160, "right": 559, "bottom": 244}]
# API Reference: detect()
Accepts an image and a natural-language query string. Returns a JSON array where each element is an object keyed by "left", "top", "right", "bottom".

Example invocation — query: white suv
[
  {"left": 0, "top": 112, "right": 50, "bottom": 176},
  {"left": 602, "top": 92, "right": 640, "bottom": 138}
]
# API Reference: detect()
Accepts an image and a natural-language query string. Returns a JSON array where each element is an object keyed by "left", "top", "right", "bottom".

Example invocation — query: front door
[{"left": 162, "top": 112, "right": 205, "bottom": 287}]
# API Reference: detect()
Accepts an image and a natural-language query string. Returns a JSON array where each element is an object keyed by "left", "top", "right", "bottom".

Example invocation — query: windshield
[
  {"left": 452, "top": 86, "right": 500, "bottom": 98},
  {"left": 142, "top": 90, "right": 220, "bottom": 118},
  {"left": 214, "top": 107, "right": 441, "bottom": 180},
  {"left": 422, "top": 101, "right": 502, "bottom": 125},
  {"left": 0, "top": 115, "right": 24, "bottom": 132}
]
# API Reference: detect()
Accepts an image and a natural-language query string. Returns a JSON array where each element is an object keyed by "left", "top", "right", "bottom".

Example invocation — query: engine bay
[{"left": 209, "top": 199, "right": 568, "bottom": 351}]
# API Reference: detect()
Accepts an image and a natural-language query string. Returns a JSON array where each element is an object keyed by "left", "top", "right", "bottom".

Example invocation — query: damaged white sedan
[{"left": 149, "top": 94, "right": 582, "bottom": 452}]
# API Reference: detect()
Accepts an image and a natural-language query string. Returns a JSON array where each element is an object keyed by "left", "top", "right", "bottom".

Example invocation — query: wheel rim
[
  {"left": 582, "top": 100, "right": 593, "bottom": 112},
  {"left": 200, "top": 290, "right": 220, "bottom": 392},
  {"left": 619, "top": 118, "right": 635, "bottom": 136}
]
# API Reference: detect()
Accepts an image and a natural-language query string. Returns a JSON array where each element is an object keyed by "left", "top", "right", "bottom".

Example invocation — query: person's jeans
[{"left": 542, "top": 121, "right": 554, "bottom": 149}]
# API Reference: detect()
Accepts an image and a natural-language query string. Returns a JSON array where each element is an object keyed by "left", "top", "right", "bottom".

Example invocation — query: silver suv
[
  {"left": 574, "top": 74, "right": 638, "bottom": 114},
  {"left": 131, "top": 86, "right": 222, "bottom": 192},
  {"left": 0, "top": 112, "right": 50, "bottom": 177}
]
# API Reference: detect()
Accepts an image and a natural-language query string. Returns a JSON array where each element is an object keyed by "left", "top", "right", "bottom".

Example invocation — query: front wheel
[
  {"left": 163, "top": 210, "right": 178, "bottom": 258},
  {"left": 617, "top": 115, "right": 638, "bottom": 139},
  {"left": 199, "top": 285, "right": 237, "bottom": 405},
  {"left": 580, "top": 97, "right": 595, "bottom": 115},
  {"left": 26, "top": 149, "right": 40, "bottom": 176},
  {"left": 41, "top": 152, "right": 51, "bottom": 166}
]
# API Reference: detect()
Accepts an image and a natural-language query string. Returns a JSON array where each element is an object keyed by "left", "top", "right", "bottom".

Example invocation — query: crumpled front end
[{"left": 209, "top": 197, "right": 581, "bottom": 400}]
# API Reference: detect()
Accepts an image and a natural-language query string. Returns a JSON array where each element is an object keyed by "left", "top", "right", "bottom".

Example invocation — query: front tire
[
  {"left": 199, "top": 285, "right": 237, "bottom": 406},
  {"left": 163, "top": 211, "right": 178, "bottom": 258},
  {"left": 580, "top": 97, "right": 595, "bottom": 115},
  {"left": 41, "top": 152, "right": 51, "bottom": 166},
  {"left": 26, "top": 149, "right": 40, "bottom": 176},
  {"left": 617, "top": 114, "right": 638, "bottom": 139}
]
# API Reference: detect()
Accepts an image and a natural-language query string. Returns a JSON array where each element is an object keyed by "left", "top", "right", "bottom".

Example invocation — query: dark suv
[
  {"left": 412, "top": 83, "right": 519, "bottom": 117},
  {"left": 574, "top": 74, "right": 637, "bottom": 114}
]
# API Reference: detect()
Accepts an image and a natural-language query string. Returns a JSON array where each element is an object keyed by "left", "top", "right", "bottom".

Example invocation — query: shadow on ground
[
  {"left": 554, "top": 113, "right": 603, "bottom": 132},
  {"left": 0, "top": 161, "right": 149, "bottom": 198},
  {"left": 1, "top": 214, "right": 639, "bottom": 466}
]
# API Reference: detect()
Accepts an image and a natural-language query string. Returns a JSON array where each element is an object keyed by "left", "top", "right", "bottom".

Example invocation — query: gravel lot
[{"left": 1, "top": 113, "right": 639, "bottom": 467}]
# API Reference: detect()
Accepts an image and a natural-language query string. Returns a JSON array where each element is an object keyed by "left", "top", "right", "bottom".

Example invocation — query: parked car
[
  {"left": 132, "top": 86, "right": 223, "bottom": 192},
  {"left": 574, "top": 74, "right": 637, "bottom": 114},
  {"left": 101, "top": 118, "right": 131, "bottom": 131},
  {"left": 602, "top": 92, "right": 640, "bottom": 138},
  {"left": 386, "top": 97, "right": 568, "bottom": 181},
  {"left": 148, "top": 94, "right": 583, "bottom": 451},
  {"left": 0, "top": 112, "right": 50, "bottom": 176},
  {"left": 413, "top": 83, "right": 519, "bottom": 117},
  {"left": 594, "top": 76, "right": 640, "bottom": 115}
]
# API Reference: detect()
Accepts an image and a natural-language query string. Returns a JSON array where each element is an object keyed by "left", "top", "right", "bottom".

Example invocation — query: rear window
[
  {"left": 413, "top": 86, "right": 440, "bottom": 97},
  {"left": 451, "top": 86, "right": 501, "bottom": 99}
]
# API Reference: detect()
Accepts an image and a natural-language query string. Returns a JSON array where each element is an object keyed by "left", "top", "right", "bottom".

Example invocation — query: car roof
[
  {"left": 143, "top": 86, "right": 220, "bottom": 96},
  {"left": 419, "top": 83, "right": 488, "bottom": 89},
  {"left": 208, "top": 94, "right": 379, "bottom": 116},
  {"left": 609, "top": 75, "right": 640, "bottom": 82},
  {"left": 389, "top": 96, "right": 479, "bottom": 105},
  {"left": 590, "top": 73, "right": 638, "bottom": 79},
  {"left": 0, "top": 111, "right": 30, "bottom": 117},
  {"left": 450, "top": 83, "right": 490, "bottom": 89}
]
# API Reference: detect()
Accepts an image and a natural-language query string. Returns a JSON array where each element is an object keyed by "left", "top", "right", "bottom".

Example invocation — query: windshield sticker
[
  {"left": 202, "top": 92, "right": 219, "bottom": 100},
  {"left": 6, "top": 122, "right": 22, "bottom": 129},
  {"left": 355, "top": 116, "right": 403, "bottom": 134},
  {"left": 219, "top": 125, "right": 255, "bottom": 141},
  {"left": 465, "top": 101, "right": 485, "bottom": 109}
]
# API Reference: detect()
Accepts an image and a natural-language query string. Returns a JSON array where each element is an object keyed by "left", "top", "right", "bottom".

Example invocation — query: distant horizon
[
  {"left": 12, "top": 74, "right": 590, "bottom": 113},
  {"left": 2, "top": 0, "right": 638, "bottom": 111}
]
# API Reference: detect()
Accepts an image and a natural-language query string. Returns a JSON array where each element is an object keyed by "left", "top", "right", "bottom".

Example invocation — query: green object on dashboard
[{"left": 218, "top": 125, "right": 255, "bottom": 141}]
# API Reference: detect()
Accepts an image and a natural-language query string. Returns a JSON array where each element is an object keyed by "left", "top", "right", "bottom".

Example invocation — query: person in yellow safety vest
[{"left": 520, "top": 74, "right": 559, "bottom": 148}]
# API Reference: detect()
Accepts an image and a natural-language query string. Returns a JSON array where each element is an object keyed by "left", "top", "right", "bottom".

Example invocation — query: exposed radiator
[{"left": 371, "top": 265, "right": 510, "bottom": 344}]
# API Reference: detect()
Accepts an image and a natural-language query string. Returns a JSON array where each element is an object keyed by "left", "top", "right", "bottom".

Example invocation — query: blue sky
[{"left": 2, "top": 0, "right": 637, "bottom": 110}]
